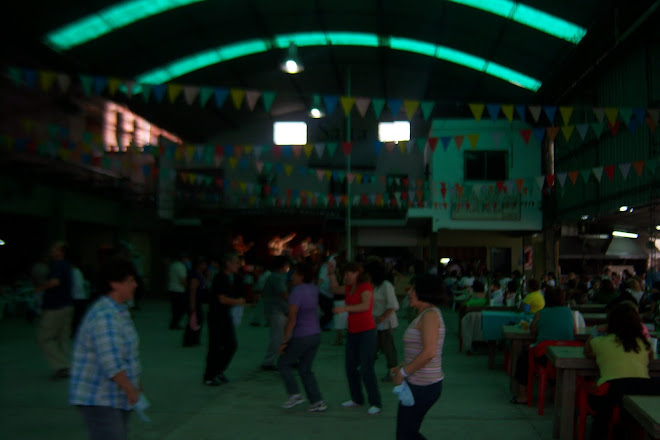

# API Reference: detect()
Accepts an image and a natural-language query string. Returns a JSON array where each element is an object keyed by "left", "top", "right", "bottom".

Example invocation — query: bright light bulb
[
  {"left": 656, "top": 225, "right": 660, "bottom": 231},
  {"left": 619, "top": 206, "right": 628, "bottom": 212},
  {"left": 285, "top": 60, "right": 300, "bottom": 74},
  {"left": 440, "top": 258, "right": 450, "bottom": 265},
  {"left": 581, "top": 215, "right": 589, "bottom": 220},
  {"left": 310, "top": 108, "right": 322, "bottom": 118},
  {"left": 0, "top": 239, "right": 5, "bottom": 245}
]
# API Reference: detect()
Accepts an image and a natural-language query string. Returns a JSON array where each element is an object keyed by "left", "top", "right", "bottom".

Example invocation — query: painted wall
[{"left": 434, "top": 230, "right": 524, "bottom": 274}]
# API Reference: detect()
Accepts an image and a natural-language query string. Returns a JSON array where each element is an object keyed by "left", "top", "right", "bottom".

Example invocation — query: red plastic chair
[
  {"left": 575, "top": 381, "right": 619, "bottom": 440},
  {"left": 526, "top": 340, "right": 585, "bottom": 415}
]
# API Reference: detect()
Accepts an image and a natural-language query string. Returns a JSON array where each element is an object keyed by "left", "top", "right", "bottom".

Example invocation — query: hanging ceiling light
[
  {"left": 309, "top": 94, "right": 324, "bottom": 118},
  {"left": 281, "top": 43, "right": 304, "bottom": 74}
]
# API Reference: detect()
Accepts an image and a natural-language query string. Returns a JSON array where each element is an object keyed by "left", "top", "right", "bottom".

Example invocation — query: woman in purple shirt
[{"left": 277, "top": 262, "right": 326, "bottom": 412}]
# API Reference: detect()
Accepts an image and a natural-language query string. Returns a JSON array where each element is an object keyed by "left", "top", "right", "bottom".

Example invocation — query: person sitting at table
[
  {"left": 584, "top": 301, "right": 660, "bottom": 440},
  {"left": 511, "top": 287, "right": 575, "bottom": 404},
  {"left": 488, "top": 280, "right": 504, "bottom": 306},
  {"left": 522, "top": 279, "right": 545, "bottom": 314},
  {"left": 593, "top": 279, "right": 618, "bottom": 305},
  {"left": 464, "top": 281, "right": 487, "bottom": 307}
]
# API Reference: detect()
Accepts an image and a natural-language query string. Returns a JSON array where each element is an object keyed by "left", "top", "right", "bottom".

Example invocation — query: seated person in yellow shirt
[{"left": 522, "top": 279, "right": 545, "bottom": 313}]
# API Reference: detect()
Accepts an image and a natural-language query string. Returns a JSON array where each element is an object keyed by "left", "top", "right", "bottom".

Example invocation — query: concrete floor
[{"left": 1, "top": 300, "right": 558, "bottom": 440}]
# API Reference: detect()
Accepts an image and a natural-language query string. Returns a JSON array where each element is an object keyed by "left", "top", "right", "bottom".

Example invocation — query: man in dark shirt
[{"left": 36, "top": 242, "right": 73, "bottom": 379}]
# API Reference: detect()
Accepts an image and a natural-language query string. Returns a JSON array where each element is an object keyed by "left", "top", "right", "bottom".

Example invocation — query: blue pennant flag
[{"left": 323, "top": 95, "right": 339, "bottom": 116}]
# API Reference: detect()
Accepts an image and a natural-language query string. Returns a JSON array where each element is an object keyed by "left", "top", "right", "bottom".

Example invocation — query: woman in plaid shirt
[{"left": 69, "top": 259, "right": 142, "bottom": 440}]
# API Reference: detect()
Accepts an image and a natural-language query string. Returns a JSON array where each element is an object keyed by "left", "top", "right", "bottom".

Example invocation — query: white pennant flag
[
  {"left": 619, "top": 163, "right": 631, "bottom": 180},
  {"left": 354, "top": 97, "right": 371, "bottom": 117},
  {"left": 253, "top": 146, "right": 263, "bottom": 159},
  {"left": 314, "top": 143, "right": 326, "bottom": 158},
  {"left": 535, "top": 176, "right": 545, "bottom": 190},
  {"left": 593, "top": 107, "right": 605, "bottom": 123},
  {"left": 529, "top": 106, "right": 542, "bottom": 123},
  {"left": 557, "top": 172, "right": 568, "bottom": 187},
  {"left": 576, "top": 123, "right": 590, "bottom": 140},
  {"left": 183, "top": 86, "right": 199, "bottom": 105},
  {"left": 245, "top": 90, "right": 261, "bottom": 111},
  {"left": 316, "top": 169, "right": 325, "bottom": 181},
  {"left": 255, "top": 160, "right": 264, "bottom": 173},
  {"left": 592, "top": 166, "right": 604, "bottom": 182},
  {"left": 56, "top": 74, "right": 71, "bottom": 92}
]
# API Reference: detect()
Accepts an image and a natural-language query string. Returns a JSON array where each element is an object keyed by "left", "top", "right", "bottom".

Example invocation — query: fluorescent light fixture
[
  {"left": 273, "top": 122, "right": 307, "bottom": 145},
  {"left": 440, "top": 258, "right": 451, "bottom": 265},
  {"left": 44, "top": 0, "right": 205, "bottom": 50},
  {"left": 378, "top": 121, "right": 411, "bottom": 143},
  {"left": 612, "top": 231, "right": 638, "bottom": 239},
  {"left": 446, "top": 0, "right": 586, "bottom": 44},
  {"left": 619, "top": 206, "right": 629, "bottom": 212},
  {"left": 132, "top": 32, "right": 541, "bottom": 91},
  {"left": 580, "top": 215, "right": 589, "bottom": 220}
]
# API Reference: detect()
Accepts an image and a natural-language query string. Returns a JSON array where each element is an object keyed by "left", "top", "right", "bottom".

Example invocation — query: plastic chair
[
  {"left": 526, "top": 340, "right": 585, "bottom": 415},
  {"left": 576, "top": 381, "right": 618, "bottom": 440}
]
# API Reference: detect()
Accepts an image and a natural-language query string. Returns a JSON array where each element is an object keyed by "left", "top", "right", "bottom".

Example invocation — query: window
[
  {"left": 464, "top": 151, "right": 507, "bottom": 180},
  {"left": 378, "top": 121, "right": 410, "bottom": 143},
  {"left": 273, "top": 121, "right": 307, "bottom": 145}
]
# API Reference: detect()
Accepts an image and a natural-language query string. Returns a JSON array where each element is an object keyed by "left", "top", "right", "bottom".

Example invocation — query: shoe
[
  {"left": 367, "top": 406, "right": 382, "bottom": 415},
  {"left": 204, "top": 377, "right": 222, "bottom": 386},
  {"left": 261, "top": 365, "right": 278, "bottom": 371},
  {"left": 381, "top": 373, "right": 393, "bottom": 382},
  {"left": 341, "top": 400, "right": 362, "bottom": 408},
  {"left": 281, "top": 394, "right": 306, "bottom": 409},
  {"left": 308, "top": 401, "right": 328, "bottom": 412}
]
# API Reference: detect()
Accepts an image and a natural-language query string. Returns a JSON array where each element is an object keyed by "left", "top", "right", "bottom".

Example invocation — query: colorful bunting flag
[
  {"left": 167, "top": 83, "right": 183, "bottom": 103},
  {"left": 245, "top": 90, "right": 261, "bottom": 111},
  {"left": 340, "top": 96, "right": 356, "bottom": 116},
  {"left": 501, "top": 104, "right": 514, "bottom": 122},
  {"left": 559, "top": 106, "right": 573, "bottom": 125},
  {"left": 403, "top": 100, "right": 419, "bottom": 120},
  {"left": 469, "top": 103, "right": 485, "bottom": 122},
  {"left": 230, "top": 88, "right": 245, "bottom": 109},
  {"left": 371, "top": 98, "right": 385, "bottom": 119},
  {"left": 262, "top": 91, "right": 276, "bottom": 113},
  {"left": 420, "top": 101, "right": 435, "bottom": 120},
  {"left": 323, "top": 95, "right": 339, "bottom": 116},
  {"left": 354, "top": 97, "right": 370, "bottom": 117},
  {"left": 486, "top": 103, "right": 500, "bottom": 121},
  {"left": 529, "top": 105, "right": 542, "bottom": 123}
]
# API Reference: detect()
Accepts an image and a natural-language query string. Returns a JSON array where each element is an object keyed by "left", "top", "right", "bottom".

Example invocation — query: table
[
  {"left": 582, "top": 313, "right": 607, "bottom": 326},
  {"left": 457, "top": 305, "right": 515, "bottom": 352},
  {"left": 547, "top": 346, "right": 660, "bottom": 440},
  {"left": 623, "top": 395, "right": 660, "bottom": 439},
  {"left": 482, "top": 311, "right": 531, "bottom": 369},
  {"left": 570, "top": 303, "right": 606, "bottom": 314}
]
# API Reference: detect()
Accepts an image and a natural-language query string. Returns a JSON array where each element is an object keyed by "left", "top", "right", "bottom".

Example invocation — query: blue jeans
[
  {"left": 278, "top": 333, "right": 323, "bottom": 403},
  {"left": 345, "top": 329, "right": 381, "bottom": 407},
  {"left": 396, "top": 380, "right": 443, "bottom": 440},
  {"left": 77, "top": 406, "right": 131, "bottom": 440}
]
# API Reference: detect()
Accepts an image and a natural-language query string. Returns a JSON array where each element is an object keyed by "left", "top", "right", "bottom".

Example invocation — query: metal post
[{"left": 346, "top": 67, "right": 352, "bottom": 261}]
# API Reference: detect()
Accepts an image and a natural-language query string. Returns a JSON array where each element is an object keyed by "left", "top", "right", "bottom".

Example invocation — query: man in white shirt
[{"left": 168, "top": 254, "right": 189, "bottom": 330}]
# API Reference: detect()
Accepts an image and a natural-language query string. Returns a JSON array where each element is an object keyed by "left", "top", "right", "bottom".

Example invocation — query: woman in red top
[{"left": 331, "top": 262, "right": 382, "bottom": 415}]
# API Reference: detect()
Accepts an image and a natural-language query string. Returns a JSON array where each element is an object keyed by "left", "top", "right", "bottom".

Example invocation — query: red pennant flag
[
  {"left": 402, "top": 178, "right": 409, "bottom": 187},
  {"left": 466, "top": 202, "right": 471, "bottom": 210},
  {"left": 519, "top": 129, "right": 532, "bottom": 145},
  {"left": 516, "top": 178, "right": 524, "bottom": 193},
  {"left": 427, "top": 137, "right": 439, "bottom": 151},
  {"left": 546, "top": 126, "right": 560, "bottom": 141},
  {"left": 496, "top": 181, "right": 505, "bottom": 193},
  {"left": 341, "top": 141, "right": 353, "bottom": 155},
  {"left": 647, "top": 116, "right": 658, "bottom": 132},
  {"left": 443, "top": 203, "right": 448, "bottom": 210},
  {"left": 545, "top": 174, "right": 555, "bottom": 188},
  {"left": 441, "top": 186, "right": 447, "bottom": 199},
  {"left": 215, "top": 145, "right": 224, "bottom": 157},
  {"left": 454, "top": 135, "right": 464, "bottom": 150},
  {"left": 608, "top": 121, "right": 621, "bottom": 136},
  {"left": 272, "top": 145, "right": 282, "bottom": 159},
  {"left": 401, "top": 192, "right": 408, "bottom": 200},
  {"left": 434, "top": 202, "right": 439, "bottom": 208},
  {"left": 568, "top": 171, "right": 579, "bottom": 185},
  {"left": 632, "top": 160, "right": 645, "bottom": 176},
  {"left": 604, "top": 165, "right": 615, "bottom": 180}
]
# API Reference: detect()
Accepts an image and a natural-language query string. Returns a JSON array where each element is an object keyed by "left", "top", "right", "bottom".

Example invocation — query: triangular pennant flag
[
  {"left": 342, "top": 141, "right": 353, "bottom": 156},
  {"left": 272, "top": 145, "right": 282, "bottom": 159},
  {"left": 384, "top": 142, "right": 396, "bottom": 153},
  {"left": 354, "top": 97, "right": 370, "bottom": 117},
  {"left": 605, "top": 107, "right": 619, "bottom": 124},
  {"left": 167, "top": 83, "right": 183, "bottom": 103},
  {"left": 515, "top": 104, "right": 526, "bottom": 122},
  {"left": 340, "top": 96, "right": 355, "bottom": 116},
  {"left": 108, "top": 77, "right": 121, "bottom": 96},
  {"left": 592, "top": 166, "right": 604, "bottom": 182},
  {"left": 314, "top": 142, "right": 325, "bottom": 158},
  {"left": 648, "top": 109, "right": 659, "bottom": 125},
  {"left": 604, "top": 165, "right": 615, "bottom": 181},
  {"left": 315, "top": 169, "right": 325, "bottom": 181},
  {"left": 543, "top": 105, "right": 557, "bottom": 124},
  {"left": 152, "top": 84, "right": 167, "bottom": 103},
  {"left": 323, "top": 95, "right": 339, "bottom": 116},
  {"left": 535, "top": 176, "right": 545, "bottom": 190},
  {"left": 580, "top": 169, "right": 592, "bottom": 183},
  {"left": 7, "top": 66, "right": 22, "bottom": 86},
  {"left": 416, "top": 138, "right": 427, "bottom": 153},
  {"left": 398, "top": 141, "right": 407, "bottom": 154},
  {"left": 576, "top": 123, "right": 589, "bottom": 140},
  {"left": 546, "top": 126, "right": 560, "bottom": 141},
  {"left": 545, "top": 174, "right": 556, "bottom": 188},
  {"left": 326, "top": 142, "right": 338, "bottom": 157},
  {"left": 619, "top": 108, "right": 633, "bottom": 126},
  {"left": 467, "top": 133, "right": 480, "bottom": 149},
  {"left": 568, "top": 171, "right": 579, "bottom": 185},
  {"left": 230, "top": 88, "right": 245, "bottom": 109},
  {"left": 486, "top": 103, "right": 500, "bottom": 121},
  {"left": 593, "top": 107, "right": 605, "bottom": 123},
  {"left": 454, "top": 135, "right": 464, "bottom": 151},
  {"left": 648, "top": 116, "right": 658, "bottom": 133},
  {"left": 213, "top": 88, "right": 229, "bottom": 108},
  {"left": 292, "top": 145, "right": 302, "bottom": 158},
  {"left": 403, "top": 100, "right": 419, "bottom": 120},
  {"left": 183, "top": 85, "right": 199, "bottom": 105},
  {"left": 372, "top": 140, "right": 383, "bottom": 155},
  {"left": 23, "top": 69, "right": 37, "bottom": 88},
  {"left": 608, "top": 121, "right": 621, "bottom": 136},
  {"left": 529, "top": 105, "right": 542, "bottom": 123},
  {"left": 469, "top": 103, "right": 485, "bottom": 122},
  {"left": 501, "top": 104, "right": 514, "bottom": 122},
  {"left": 559, "top": 106, "right": 573, "bottom": 125},
  {"left": 561, "top": 125, "right": 574, "bottom": 142},
  {"left": 519, "top": 129, "right": 532, "bottom": 145},
  {"left": 420, "top": 101, "right": 435, "bottom": 121},
  {"left": 56, "top": 74, "right": 71, "bottom": 92},
  {"left": 646, "top": 158, "right": 658, "bottom": 174},
  {"left": 557, "top": 172, "right": 567, "bottom": 187},
  {"left": 619, "top": 163, "right": 631, "bottom": 180},
  {"left": 632, "top": 160, "right": 644, "bottom": 176},
  {"left": 245, "top": 90, "right": 261, "bottom": 111},
  {"left": 303, "top": 143, "right": 313, "bottom": 157},
  {"left": 591, "top": 122, "right": 605, "bottom": 138},
  {"left": 255, "top": 161, "right": 264, "bottom": 173},
  {"left": 39, "top": 70, "right": 56, "bottom": 92},
  {"left": 261, "top": 90, "right": 276, "bottom": 113},
  {"left": 80, "top": 75, "right": 93, "bottom": 97},
  {"left": 427, "top": 137, "right": 439, "bottom": 152},
  {"left": 440, "top": 136, "right": 451, "bottom": 151},
  {"left": 141, "top": 84, "right": 152, "bottom": 102},
  {"left": 387, "top": 98, "right": 403, "bottom": 117},
  {"left": 372, "top": 98, "right": 385, "bottom": 119},
  {"left": 93, "top": 76, "right": 108, "bottom": 95},
  {"left": 491, "top": 131, "right": 504, "bottom": 147},
  {"left": 284, "top": 164, "right": 293, "bottom": 176}
]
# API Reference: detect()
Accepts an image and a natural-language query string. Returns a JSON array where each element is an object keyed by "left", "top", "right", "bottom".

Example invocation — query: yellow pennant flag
[
  {"left": 285, "top": 164, "right": 293, "bottom": 176},
  {"left": 108, "top": 78, "right": 122, "bottom": 96},
  {"left": 39, "top": 70, "right": 56, "bottom": 92},
  {"left": 230, "top": 88, "right": 245, "bottom": 109},
  {"left": 467, "top": 133, "right": 480, "bottom": 149},
  {"left": 356, "top": 174, "right": 363, "bottom": 183},
  {"left": 168, "top": 84, "right": 183, "bottom": 103},
  {"left": 243, "top": 145, "right": 252, "bottom": 155},
  {"left": 175, "top": 148, "right": 184, "bottom": 161},
  {"left": 561, "top": 125, "right": 574, "bottom": 142},
  {"left": 185, "top": 146, "right": 195, "bottom": 161},
  {"left": 324, "top": 170, "right": 332, "bottom": 180},
  {"left": 605, "top": 107, "right": 619, "bottom": 124},
  {"left": 501, "top": 105, "right": 514, "bottom": 122},
  {"left": 398, "top": 141, "right": 407, "bottom": 154},
  {"left": 469, "top": 103, "right": 485, "bottom": 122},
  {"left": 239, "top": 182, "right": 247, "bottom": 192},
  {"left": 340, "top": 96, "right": 355, "bottom": 116},
  {"left": 229, "top": 157, "right": 238, "bottom": 168},
  {"left": 559, "top": 106, "right": 573, "bottom": 125},
  {"left": 303, "top": 143, "right": 314, "bottom": 157},
  {"left": 403, "top": 100, "right": 419, "bottom": 120}
]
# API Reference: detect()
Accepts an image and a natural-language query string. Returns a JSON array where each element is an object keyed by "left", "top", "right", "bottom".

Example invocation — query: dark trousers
[
  {"left": 169, "top": 291, "right": 186, "bottom": 329},
  {"left": 513, "top": 346, "right": 547, "bottom": 387},
  {"left": 376, "top": 328, "right": 399, "bottom": 370},
  {"left": 589, "top": 377, "right": 660, "bottom": 440},
  {"left": 278, "top": 333, "right": 323, "bottom": 403},
  {"left": 319, "top": 295, "right": 334, "bottom": 330},
  {"left": 396, "top": 380, "right": 443, "bottom": 440},
  {"left": 77, "top": 406, "right": 131, "bottom": 440},
  {"left": 204, "top": 312, "right": 237, "bottom": 381},
  {"left": 345, "top": 329, "right": 381, "bottom": 407},
  {"left": 183, "top": 301, "right": 204, "bottom": 347}
]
